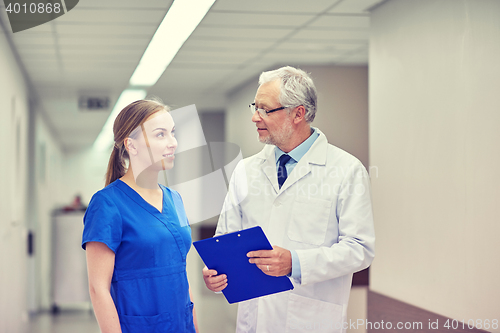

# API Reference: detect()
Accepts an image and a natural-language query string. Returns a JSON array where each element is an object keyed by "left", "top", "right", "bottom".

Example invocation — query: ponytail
[{"left": 105, "top": 144, "right": 126, "bottom": 186}]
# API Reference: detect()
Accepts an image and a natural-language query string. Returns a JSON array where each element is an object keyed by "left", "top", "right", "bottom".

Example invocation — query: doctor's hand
[
  {"left": 202, "top": 266, "right": 227, "bottom": 292},
  {"left": 247, "top": 246, "right": 292, "bottom": 277}
]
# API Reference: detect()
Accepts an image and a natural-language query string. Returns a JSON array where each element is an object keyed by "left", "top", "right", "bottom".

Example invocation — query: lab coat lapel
[
  {"left": 279, "top": 160, "right": 311, "bottom": 192},
  {"left": 279, "top": 129, "right": 328, "bottom": 192},
  {"left": 258, "top": 145, "right": 280, "bottom": 194}
]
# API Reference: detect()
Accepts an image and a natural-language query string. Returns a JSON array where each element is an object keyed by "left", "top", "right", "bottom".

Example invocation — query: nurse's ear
[{"left": 124, "top": 137, "right": 138, "bottom": 156}]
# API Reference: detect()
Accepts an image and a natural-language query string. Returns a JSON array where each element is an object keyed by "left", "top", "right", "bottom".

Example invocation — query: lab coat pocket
[
  {"left": 120, "top": 312, "right": 172, "bottom": 333},
  {"left": 286, "top": 293, "right": 343, "bottom": 333},
  {"left": 288, "top": 196, "right": 331, "bottom": 245}
]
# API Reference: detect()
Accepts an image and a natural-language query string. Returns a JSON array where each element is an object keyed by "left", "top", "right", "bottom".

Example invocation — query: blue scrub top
[{"left": 82, "top": 179, "right": 196, "bottom": 333}]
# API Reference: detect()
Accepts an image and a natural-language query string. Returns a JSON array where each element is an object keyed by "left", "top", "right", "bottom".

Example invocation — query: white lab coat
[{"left": 216, "top": 129, "right": 375, "bottom": 333}]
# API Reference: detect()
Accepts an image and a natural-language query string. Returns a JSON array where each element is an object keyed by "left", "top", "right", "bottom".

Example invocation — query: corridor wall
[
  {"left": 0, "top": 18, "right": 65, "bottom": 323},
  {"left": 369, "top": 0, "right": 500, "bottom": 328},
  {"left": 0, "top": 23, "right": 30, "bottom": 332}
]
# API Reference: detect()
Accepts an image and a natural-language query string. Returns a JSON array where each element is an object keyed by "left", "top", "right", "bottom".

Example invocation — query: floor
[{"left": 29, "top": 310, "right": 99, "bottom": 333}]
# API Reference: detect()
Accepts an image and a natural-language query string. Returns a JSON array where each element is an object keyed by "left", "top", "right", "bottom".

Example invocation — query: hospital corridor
[{"left": 1, "top": 0, "right": 499, "bottom": 332}]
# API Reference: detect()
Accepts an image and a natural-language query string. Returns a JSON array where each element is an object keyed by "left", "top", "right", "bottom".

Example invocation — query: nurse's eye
[
  {"left": 156, "top": 131, "right": 165, "bottom": 138},
  {"left": 171, "top": 129, "right": 175, "bottom": 137}
]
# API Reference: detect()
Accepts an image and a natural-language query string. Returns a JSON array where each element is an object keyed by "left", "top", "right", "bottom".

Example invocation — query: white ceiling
[{"left": 1, "top": 0, "right": 384, "bottom": 152}]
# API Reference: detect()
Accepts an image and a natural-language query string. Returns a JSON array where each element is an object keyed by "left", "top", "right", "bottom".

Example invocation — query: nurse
[{"left": 82, "top": 99, "right": 198, "bottom": 333}]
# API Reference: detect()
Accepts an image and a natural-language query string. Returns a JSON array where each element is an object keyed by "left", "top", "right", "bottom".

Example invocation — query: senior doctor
[{"left": 203, "top": 66, "right": 375, "bottom": 333}]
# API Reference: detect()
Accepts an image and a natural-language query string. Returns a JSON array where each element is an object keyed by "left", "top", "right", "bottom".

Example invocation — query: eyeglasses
[{"left": 249, "top": 103, "right": 287, "bottom": 118}]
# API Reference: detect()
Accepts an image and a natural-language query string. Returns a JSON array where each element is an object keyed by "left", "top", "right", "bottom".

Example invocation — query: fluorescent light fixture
[
  {"left": 93, "top": 89, "right": 147, "bottom": 151},
  {"left": 129, "top": 0, "right": 216, "bottom": 87},
  {"left": 93, "top": 0, "right": 214, "bottom": 150}
]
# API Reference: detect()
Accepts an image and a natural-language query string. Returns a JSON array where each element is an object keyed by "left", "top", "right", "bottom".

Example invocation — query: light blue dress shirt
[{"left": 275, "top": 128, "right": 319, "bottom": 281}]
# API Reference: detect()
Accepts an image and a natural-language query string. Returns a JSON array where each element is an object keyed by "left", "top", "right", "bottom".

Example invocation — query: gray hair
[{"left": 258, "top": 66, "right": 317, "bottom": 123}]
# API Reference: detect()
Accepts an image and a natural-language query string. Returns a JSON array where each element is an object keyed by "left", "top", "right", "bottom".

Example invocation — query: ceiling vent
[{"left": 78, "top": 96, "right": 110, "bottom": 111}]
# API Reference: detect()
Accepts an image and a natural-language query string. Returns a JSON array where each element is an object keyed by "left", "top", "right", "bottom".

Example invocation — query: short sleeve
[{"left": 82, "top": 191, "right": 122, "bottom": 253}]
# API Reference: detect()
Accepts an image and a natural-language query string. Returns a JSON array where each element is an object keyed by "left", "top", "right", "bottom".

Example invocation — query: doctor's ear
[
  {"left": 124, "top": 138, "right": 138, "bottom": 156},
  {"left": 293, "top": 105, "right": 306, "bottom": 124}
]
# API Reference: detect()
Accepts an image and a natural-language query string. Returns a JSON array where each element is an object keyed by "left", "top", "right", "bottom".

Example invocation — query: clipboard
[{"left": 193, "top": 226, "right": 294, "bottom": 304}]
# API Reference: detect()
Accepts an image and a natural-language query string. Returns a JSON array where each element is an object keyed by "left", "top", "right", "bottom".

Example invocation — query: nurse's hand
[
  {"left": 202, "top": 266, "right": 227, "bottom": 292},
  {"left": 247, "top": 245, "right": 292, "bottom": 277}
]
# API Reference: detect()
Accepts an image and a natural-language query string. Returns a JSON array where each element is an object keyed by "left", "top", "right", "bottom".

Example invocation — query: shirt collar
[{"left": 275, "top": 127, "right": 319, "bottom": 163}]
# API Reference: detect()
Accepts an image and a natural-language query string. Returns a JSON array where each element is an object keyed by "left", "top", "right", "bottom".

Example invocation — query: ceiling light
[
  {"left": 93, "top": 89, "right": 147, "bottom": 151},
  {"left": 93, "top": 0, "right": 215, "bottom": 150},
  {"left": 129, "top": 0, "right": 216, "bottom": 87}
]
